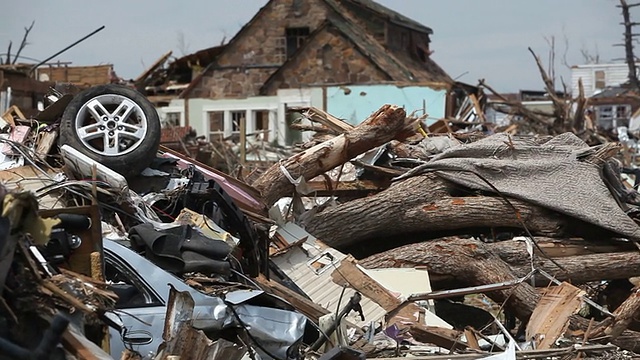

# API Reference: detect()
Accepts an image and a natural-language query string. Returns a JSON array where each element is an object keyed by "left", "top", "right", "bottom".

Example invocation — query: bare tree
[
  {"left": 4, "top": 41, "right": 11, "bottom": 65},
  {"left": 12, "top": 21, "right": 35, "bottom": 65},
  {"left": 3, "top": 20, "right": 35, "bottom": 65},
  {"left": 544, "top": 35, "right": 556, "bottom": 86},
  {"left": 580, "top": 43, "right": 601, "bottom": 64},
  {"left": 176, "top": 31, "right": 190, "bottom": 56},
  {"left": 617, "top": 0, "right": 640, "bottom": 90}
]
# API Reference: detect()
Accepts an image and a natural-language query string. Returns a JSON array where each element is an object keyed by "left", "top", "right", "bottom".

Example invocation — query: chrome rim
[{"left": 74, "top": 94, "right": 148, "bottom": 156}]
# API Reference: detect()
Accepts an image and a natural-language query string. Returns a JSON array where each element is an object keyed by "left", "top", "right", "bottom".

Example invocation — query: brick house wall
[
  {"left": 262, "top": 27, "right": 390, "bottom": 94},
  {"left": 190, "top": 0, "right": 330, "bottom": 99}
]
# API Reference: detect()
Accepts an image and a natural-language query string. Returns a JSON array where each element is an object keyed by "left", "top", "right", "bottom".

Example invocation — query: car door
[
  {"left": 103, "top": 239, "right": 223, "bottom": 358},
  {"left": 104, "top": 247, "right": 167, "bottom": 359}
]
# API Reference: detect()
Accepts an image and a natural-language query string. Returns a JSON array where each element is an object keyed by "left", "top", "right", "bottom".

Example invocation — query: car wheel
[{"left": 59, "top": 84, "right": 160, "bottom": 178}]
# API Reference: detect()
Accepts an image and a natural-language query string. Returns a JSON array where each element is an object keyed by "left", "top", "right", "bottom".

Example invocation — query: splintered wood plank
[
  {"left": 605, "top": 286, "right": 640, "bottom": 339},
  {"left": 464, "top": 327, "right": 481, "bottom": 350},
  {"left": 468, "top": 94, "right": 487, "bottom": 122},
  {"left": 331, "top": 255, "right": 403, "bottom": 312},
  {"left": 331, "top": 255, "right": 423, "bottom": 325},
  {"left": 526, "top": 282, "right": 584, "bottom": 349}
]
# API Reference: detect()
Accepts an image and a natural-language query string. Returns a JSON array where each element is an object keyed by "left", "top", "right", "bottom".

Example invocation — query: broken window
[
  {"left": 595, "top": 70, "right": 606, "bottom": 89},
  {"left": 231, "top": 110, "right": 244, "bottom": 134},
  {"left": 596, "top": 105, "right": 631, "bottom": 129},
  {"left": 285, "top": 27, "right": 309, "bottom": 58},
  {"left": 255, "top": 110, "right": 270, "bottom": 142},
  {"left": 401, "top": 31, "right": 409, "bottom": 49},
  {"left": 617, "top": 105, "right": 630, "bottom": 120},
  {"left": 274, "top": 37, "right": 287, "bottom": 64},
  {"left": 163, "top": 112, "right": 181, "bottom": 127},
  {"left": 208, "top": 111, "right": 224, "bottom": 140},
  {"left": 285, "top": 109, "right": 303, "bottom": 145},
  {"left": 307, "top": 251, "right": 337, "bottom": 275},
  {"left": 597, "top": 106, "right": 613, "bottom": 129},
  {"left": 105, "top": 256, "right": 162, "bottom": 308},
  {"left": 322, "top": 44, "right": 332, "bottom": 69}
]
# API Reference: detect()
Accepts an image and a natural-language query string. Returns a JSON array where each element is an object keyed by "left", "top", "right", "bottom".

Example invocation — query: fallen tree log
[
  {"left": 362, "top": 237, "right": 541, "bottom": 321},
  {"left": 361, "top": 237, "right": 640, "bottom": 288},
  {"left": 252, "top": 105, "right": 413, "bottom": 206},
  {"left": 304, "top": 174, "right": 575, "bottom": 251},
  {"left": 605, "top": 286, "right": 640, "bottom": 340},
  {"left": 357, "top": 236, "right": 640, "bottom": 352}
]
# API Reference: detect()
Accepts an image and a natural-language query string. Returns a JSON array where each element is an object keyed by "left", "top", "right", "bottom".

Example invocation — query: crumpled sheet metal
[
  {"left": 166, "top": 287, "right": 306, "bottom": 360},
  {"left": 399, "top": 132, "right": 640, "bottom": 240},
  {"left": 227, "top": 303, "right": 307, "bottom": 359}
]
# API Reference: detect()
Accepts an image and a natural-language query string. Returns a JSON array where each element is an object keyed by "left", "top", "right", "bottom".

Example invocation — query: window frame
[{"left": 104, "top": 249, "right": 164, "bottom": 308}]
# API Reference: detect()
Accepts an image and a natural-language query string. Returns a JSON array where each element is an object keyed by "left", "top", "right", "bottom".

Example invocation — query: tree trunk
[
  {"left": 528, "top": 47, "right": 566, "bottom": 133},
  {"left": 363, "top": 237, "right": 541, "bottom": 321},
  {"left": 304, "top": 174, "right": 569, "bottom": 250},
  {"left": 605, "top": 286, "right": 640, "bottom": 340},
  {"left": 361, "top": 237, "right": 640, "bottom": 288},
  {"left": 619, "top": 0, "right": 640, "bottom": 90},
  {"left": 252, "top": 105, "right": 413, "bottom": 206}
]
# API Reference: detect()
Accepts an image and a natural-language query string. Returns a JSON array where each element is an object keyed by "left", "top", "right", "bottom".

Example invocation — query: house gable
[
  {"left": 186, "top": 0, "right": 331, "bottom": 99},
  {"left": 261, "top": 23, "right": 393, "bottom": 95},
  {"left": 184, "top": 0, "right": 451, "bottom": 100}
]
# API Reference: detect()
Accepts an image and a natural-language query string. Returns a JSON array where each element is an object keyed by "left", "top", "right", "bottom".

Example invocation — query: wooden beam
[
  {"left": 408, "top": 324, "right": 467, "bottom": 351},
  {"left": 331, "top": 255, "right": 423, "bottom": 324},
  {"left": 331, "top": 255, "right": 402, "bottom": 312},
  {"left": 134, "top": 50, "right": 172, "bottom": 84}
]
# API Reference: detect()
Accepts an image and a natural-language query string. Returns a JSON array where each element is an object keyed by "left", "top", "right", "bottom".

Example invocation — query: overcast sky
[{"left": 1, "top": 0, "right": 632, "bottom": 92}]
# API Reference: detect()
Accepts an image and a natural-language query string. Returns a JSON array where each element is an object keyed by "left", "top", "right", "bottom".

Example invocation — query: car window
[{"left": 105, "top": 255, "right": 163, "bottom": 308}]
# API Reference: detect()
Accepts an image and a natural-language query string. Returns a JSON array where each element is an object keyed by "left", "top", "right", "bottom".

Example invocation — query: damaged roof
[
  {"left": 336, "top": 0, "right": 433, "bottom": 34},
  {"left": 261, "top": 15, "right": 452, "bottom": 93},
  {"left": 186, "top": 0, "right": 450, "bottom": 97},
  {"left": 168, "top": 45, "right": 226, "bottom": 73},
  {"left": 591, "top": 86, "right": 637, "bottom": 99}
]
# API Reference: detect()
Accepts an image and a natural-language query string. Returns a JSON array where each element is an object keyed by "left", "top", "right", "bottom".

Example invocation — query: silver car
[{"left": 103, "top": 239, "right": 307, "bottom": 359}]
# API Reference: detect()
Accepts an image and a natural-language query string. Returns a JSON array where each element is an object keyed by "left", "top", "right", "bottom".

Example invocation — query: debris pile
[{"left": 1, "top": 82, "right": 640, "bottom": 360}]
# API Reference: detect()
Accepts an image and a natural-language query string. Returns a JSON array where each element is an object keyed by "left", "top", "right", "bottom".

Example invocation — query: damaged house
[
  {"left": 571, "top": 62, "right": 640, "bottom": 133},
  {"left": 151, "top": 0, "right": 454, "bottom": 145}
]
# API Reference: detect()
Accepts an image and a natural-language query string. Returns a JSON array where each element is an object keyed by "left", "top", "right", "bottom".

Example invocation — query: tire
[{"left": 59, "top": 84, "right": 160, "bottom": 178}]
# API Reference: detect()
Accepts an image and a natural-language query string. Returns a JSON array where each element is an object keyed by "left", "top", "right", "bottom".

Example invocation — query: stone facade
[
  {"left": 190, "top": 0, "right": 329, "bottom": 99},
  {"left": 187, "top": 0, "right": 450, "bottom": 100},
  {"left": 262, "top": 27, "right": 390, "bottom": 95}
]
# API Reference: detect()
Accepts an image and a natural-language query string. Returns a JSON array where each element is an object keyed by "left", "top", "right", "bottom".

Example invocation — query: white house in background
[
  {"left": 571, "top": 63, "right": 635, "bottom": 98},
  {"left": 156, "top": 84, "right": 449, "bottom": 146},
  {"left": 157, "top": 88, "right": 323, "bottom": 146}
]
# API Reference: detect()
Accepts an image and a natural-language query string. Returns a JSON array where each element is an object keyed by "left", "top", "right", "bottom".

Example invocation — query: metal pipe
[{"left": 29, "top": 26, "right": 106, "bottom": 75}]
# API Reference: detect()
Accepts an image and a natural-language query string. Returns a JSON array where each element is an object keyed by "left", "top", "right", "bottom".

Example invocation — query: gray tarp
[{"left": 399, "top": 132, "right": 640, "bottom": 240}]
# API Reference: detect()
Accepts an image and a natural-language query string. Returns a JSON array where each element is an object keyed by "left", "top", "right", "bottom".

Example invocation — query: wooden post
[{"left": 240, "top": 115, "right": 246, "bottom": 165}]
